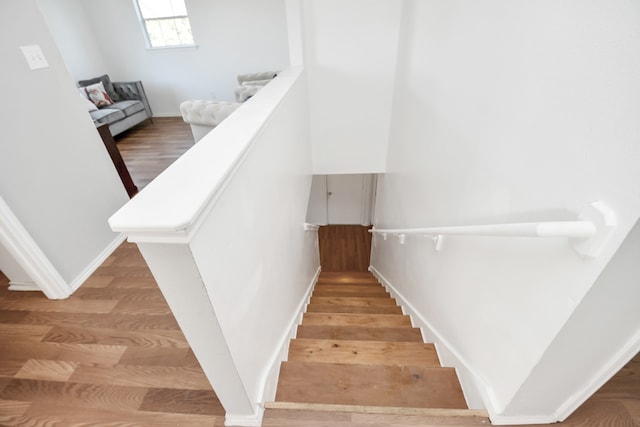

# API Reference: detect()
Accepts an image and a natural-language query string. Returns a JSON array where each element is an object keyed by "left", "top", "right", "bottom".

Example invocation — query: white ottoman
[{"left": 179, "top": 100, "right": 241, "bottom": 142}]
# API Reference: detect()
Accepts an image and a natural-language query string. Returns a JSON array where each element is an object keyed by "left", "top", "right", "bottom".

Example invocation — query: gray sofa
[{"left": 78, "top": 74, "right": 153, "bottom": 136}]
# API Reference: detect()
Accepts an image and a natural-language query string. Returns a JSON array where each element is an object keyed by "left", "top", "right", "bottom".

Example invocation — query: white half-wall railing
[{"left": 370, "top": 201, "right": 616, "bottom": 257}]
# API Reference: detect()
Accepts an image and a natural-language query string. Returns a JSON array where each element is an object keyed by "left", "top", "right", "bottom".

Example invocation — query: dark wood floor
[
  {"left": 319, "top": 225, "right": 372, "bottom": 272},
  {"left": 0, "top": 118, "right": 637, "bottom": 426},
  {"left": 115, "top": 117, "right": 195, "bottom": 190}
]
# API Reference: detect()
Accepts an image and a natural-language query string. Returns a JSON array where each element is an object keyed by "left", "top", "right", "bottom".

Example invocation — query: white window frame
[{"left": 132, "top": 0, "right": 197, "bottom": 49}]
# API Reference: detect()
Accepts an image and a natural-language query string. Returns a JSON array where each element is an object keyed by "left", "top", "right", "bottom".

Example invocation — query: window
[{"left": 134, "top": 0, "right": 195, "bottom": 48}]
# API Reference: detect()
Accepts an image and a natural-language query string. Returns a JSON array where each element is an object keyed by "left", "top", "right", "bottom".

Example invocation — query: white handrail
[
  {"left": 370, "top": 221, "right": 596, "bottom": 239},
  {"left": 369, "top": 201, "right": 616, "bottom": 257}
]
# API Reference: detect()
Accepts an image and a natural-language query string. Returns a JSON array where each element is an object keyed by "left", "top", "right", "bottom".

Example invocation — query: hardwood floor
[
  {"left": 273, "top": 271, "right": 472, "bottom": 423},
  {"left": 0, "top": 243, "right": 226, "bottom": 426},
  {"left": 318, "top": 225, "right": 372, "bottom": 272},
  {"left": 115, "top": 116, "right": 195, "bottom": 190},
  {"left": 0, "top": 120, "right": 637, "bottom": 425}
]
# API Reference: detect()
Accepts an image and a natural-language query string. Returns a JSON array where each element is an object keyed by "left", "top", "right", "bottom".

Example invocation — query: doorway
[{"left": 306, "top": 174, "right": 377, "bottom": 225}]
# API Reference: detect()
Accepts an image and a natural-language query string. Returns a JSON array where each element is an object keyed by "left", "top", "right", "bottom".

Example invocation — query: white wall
[
  {"left": 306, "top": 175, "right": 328, "bottom": 225},
  {"left": 189, "top": 71, "right": 317, "bottom": 411},
  {"left": 501, "top": 219, "right": 640, "bottom": 420},
  {"left": 110, "top": 68, "right": 319, "bottom": 424},
  {"left": 37, "top": 0, "right": 107, "bottom": 80},
  {"left": 301, "top": 0, "right": 402, "bottom": 174},
  {"left": 77, "top": 0, "right": 290, "bottom": 116},
  {"left": 372, "top": 0, "right": 640, "bottom": 421},
  {"left": 0, "top": 0, "right": 129, "bottom": 291}
]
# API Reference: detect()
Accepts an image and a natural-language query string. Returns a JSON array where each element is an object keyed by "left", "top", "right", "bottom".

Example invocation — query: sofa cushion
[
  {"left": 90, "top": 108, "right": 125, "bottom": 125},
  {"left": 78, "top": 74, "right": 120, "bottom": 101},
  {"left": 108, "top": 100, "right": 145, "bottom": 116}
]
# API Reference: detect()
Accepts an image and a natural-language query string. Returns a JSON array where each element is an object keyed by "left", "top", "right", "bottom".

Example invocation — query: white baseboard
[
  {"left": 225, "top": 407, "right": 264, "bottom": 427},
  {"left": 258, "top": 265, "right": 321, "bottom": 405},
  {"left": 490, "top": 414, "right": 557, "bottom": 425},
  {"left": 369, "top": 266, "right": 495, "bottom": 414},
  {"left": 69, "top": 234, "right": 126, "bottom": 293},
  {"left": 8, "top": 281, "right": 40, "bottom": 292},
  {"left": 0, "top": 195, "right": 70, "bottom": 299}
]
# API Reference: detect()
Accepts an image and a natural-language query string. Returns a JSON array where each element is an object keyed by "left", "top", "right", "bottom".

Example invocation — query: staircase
[{"left": 269, "top": 270, "right": 475, "bottom": 415}]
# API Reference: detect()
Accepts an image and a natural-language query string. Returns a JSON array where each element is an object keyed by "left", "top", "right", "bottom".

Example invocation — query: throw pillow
[
  {"left": 78, "top": 74, "right": 120, "bottom": 102},
  {"left": 84, "top": 82, "right": 114, "bottom": 108},
  {"left": 79, "top": 90, "right": 98, "bottom": 111}
]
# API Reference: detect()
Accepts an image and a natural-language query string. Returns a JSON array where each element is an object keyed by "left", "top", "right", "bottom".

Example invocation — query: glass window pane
[
  {"left": 138, "top": 0, "right": 187, "bottom": 19},
  {"left": 145, "top": 18, "right": 194, "bottom": 47},
  {"left": 137, "top": 0, "right": 195, "bottom": 47}
]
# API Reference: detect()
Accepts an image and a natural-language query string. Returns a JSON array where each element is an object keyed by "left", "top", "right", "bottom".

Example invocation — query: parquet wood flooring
[
  {"left": 115, "top": 116, "right": 195, "bottom": 190},
  {"left": 0, "top": 245, "right": 225, "bottom": 426}
]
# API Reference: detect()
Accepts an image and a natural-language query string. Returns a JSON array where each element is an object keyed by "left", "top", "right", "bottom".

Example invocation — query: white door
[
  {"left": 306, "top": 174, "right": 377, "bottom": 225},
  {"left": 327, "top": 174, "right": 364, "bottom": 224}
]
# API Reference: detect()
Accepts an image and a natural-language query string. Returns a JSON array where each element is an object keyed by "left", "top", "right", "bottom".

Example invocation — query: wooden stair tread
[
  {"left": 275, "top": 268, "right": 470, "bottom": 416},
  {"left": 313, "top": 286, "right": 388, "bottom": 296},
  {"left": 315, "top": 280, "right": 383, "bottom": 285},
  {"left": 315, "top": 283, "right": 382, "bottom": 290},
  {"left": 296, "top": 325, "right": 423, "bottom": 342},
  {"left": 302, "top": 313, "right": 412, "bottom": 328},
  {"left": 309, "top": 296, "right": 398, "bottom": 307},
  {"left": 317, "top": 277, "right": 378, "bottom": 285},
  {"left": 306, "top": 304, "right": 403, "bottom": 314},
  {"left": 276, "top": 362, "right": 467, "bottom": 409},
  {"left": 288, "top": 339, "right": 440, "bottom": 366},
  {"left": 319, "top": 272, "right": 376, "bottom": 278},
  {"left": 316, "top": 280, "right": 379, "bottom": 286},
  {"left": 264, "top": 401, "right": 488, "bottom": 418}
]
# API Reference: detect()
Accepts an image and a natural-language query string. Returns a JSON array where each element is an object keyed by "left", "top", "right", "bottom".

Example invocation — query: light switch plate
[{"left": 20, "top": 44, "right": 49, "bottom": 70}]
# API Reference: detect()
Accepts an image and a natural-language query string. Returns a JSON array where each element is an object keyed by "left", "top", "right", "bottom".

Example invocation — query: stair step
[
  {"left": 318, "top": 273, "right": 378, "bottom": 284},
  {"left": 302, "top": 313, "right": 411, "bottom": 328},
  {"left": 264, "top": 402, "right": 489, "bottom": 418},
  {"left": 306, "top": 304, "right": 403, "bottom": 314},
  {"left": 309, "top": 296, "right": 398, "bottom": 307},
  {"left": 275, "top": 361, "right": 467, "bottom": 409},
  {"left": 320, "top": 272, "right": 376, "bottom": 279},
  {"left": 296, "top": 325, "right": 423, "bottom": 342},
  {"left": 316, "top": 279, "right": 379, "bottom": 286},
  {"left": 288, "top": 339, "right": 440, "bottom": 366},
  {"left": 313, "top": 285, "right": 388, "bottom": 296},
  {"left": 312, "top": 292, "right": 389, "bottom": 299}
]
